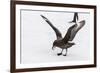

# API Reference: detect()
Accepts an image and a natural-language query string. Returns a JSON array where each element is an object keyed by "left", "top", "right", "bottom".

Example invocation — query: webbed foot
[
  {"left": 63, "top": 54, "right": 67, "bottom": 56},
  {"left": 57, "top": 53, "right": 62, "bottom": 56}
]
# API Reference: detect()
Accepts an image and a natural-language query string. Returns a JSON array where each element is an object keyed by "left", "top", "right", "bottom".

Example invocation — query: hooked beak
[{"left": 52, "top": 46, "right": 55, "bottom": 50}]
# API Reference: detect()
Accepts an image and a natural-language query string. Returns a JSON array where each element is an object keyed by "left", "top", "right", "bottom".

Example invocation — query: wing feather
[
  {"left": 63, "top": 20, "right": 85, "bottom": 43},
  {"left": 41, "top": 15, "right": 62, "bottom": 39}
]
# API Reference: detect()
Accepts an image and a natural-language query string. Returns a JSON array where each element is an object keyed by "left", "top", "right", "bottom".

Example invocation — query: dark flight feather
[
  {"left": 63, "top": 20, "right": 85, "bottom": 43},
  {"left": 69, "top": 12, "right": 78, "bottom": 23}
]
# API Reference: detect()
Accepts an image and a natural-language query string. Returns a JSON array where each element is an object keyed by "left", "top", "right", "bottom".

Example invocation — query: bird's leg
[
  {"left": 63, "top": 49, "right": 67, "bottom": 56},
  {"left": 57, "top": 49, "right": 63, "bottom": 56}
]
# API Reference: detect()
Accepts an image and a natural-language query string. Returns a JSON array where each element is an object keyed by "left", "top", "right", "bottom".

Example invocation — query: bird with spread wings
[{"left": 41, "top": 13, "right": 85, "bottom": 56}]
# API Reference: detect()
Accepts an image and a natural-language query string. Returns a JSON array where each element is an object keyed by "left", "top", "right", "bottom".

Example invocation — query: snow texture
[{"left": 21, "top": 10, "right": 92, "bottom": 64}]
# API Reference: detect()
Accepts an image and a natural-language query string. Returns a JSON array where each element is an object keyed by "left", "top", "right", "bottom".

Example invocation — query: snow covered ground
[{"left": 20, "top": 9, "right": 93, "bottom": 65}]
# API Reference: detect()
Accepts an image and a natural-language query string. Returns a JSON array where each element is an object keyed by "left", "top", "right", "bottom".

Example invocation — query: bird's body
[
  {"left": 41, "top": 13, "right": 85, "bottom": 56},
  {"left": 54, "top": 39, "right": 74, "bottom": 49}
]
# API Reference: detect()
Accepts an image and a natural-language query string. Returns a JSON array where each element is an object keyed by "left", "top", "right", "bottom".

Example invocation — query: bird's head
[{"left": 52, "top": 40, "right": 58, "bottom": 50}]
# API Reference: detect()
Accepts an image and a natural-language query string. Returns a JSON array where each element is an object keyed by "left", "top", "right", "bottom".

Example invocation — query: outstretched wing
[
  {"left": 41, "top": 15, "right": 62, "bottom": 39},
  {"left": 62, "top": 20, "right": 85, "bottom": 43}
]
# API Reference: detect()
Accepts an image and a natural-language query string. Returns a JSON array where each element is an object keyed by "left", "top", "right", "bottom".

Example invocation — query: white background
[
  {"left": 0, "top": 0, "right": 100, "bottom": 73},
  {"left": 20, "top": 8, "right": 92, "bottom": 64}
]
